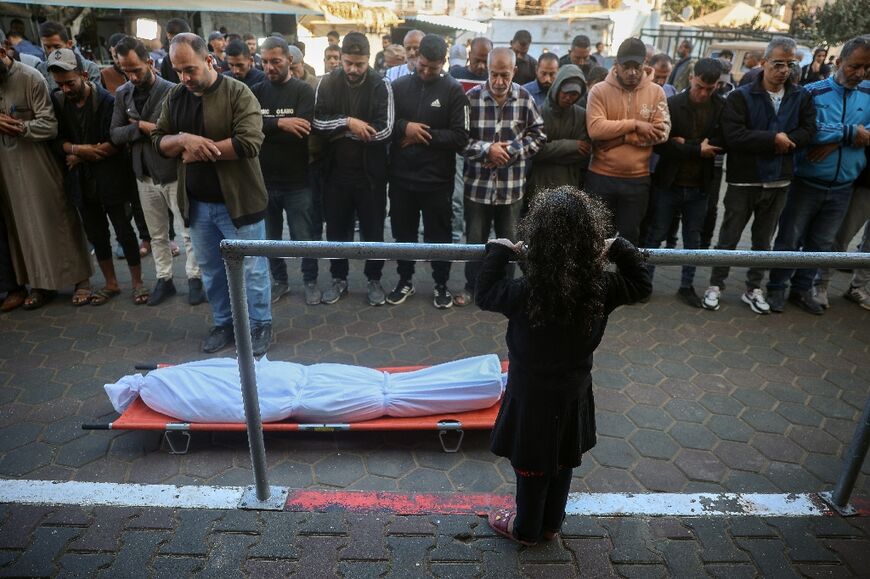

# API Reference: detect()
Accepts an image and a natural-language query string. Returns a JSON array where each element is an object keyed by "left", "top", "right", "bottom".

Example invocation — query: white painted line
[
  {"left": 563, "top": 492, "right": 830, "bottom": 517},
  {"left": 0, "top": 480, "right": 247, "bottom": 510},
  {"left": 0, "top": 480, "right": 831, "bottom": 517}
]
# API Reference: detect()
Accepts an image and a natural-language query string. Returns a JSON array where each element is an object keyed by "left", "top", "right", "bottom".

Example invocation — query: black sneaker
[
  {"left": 188, "top": 278, "right": 206, "bottom": 306},
  {"left": 251, "top": 324, "right": 273, "bottom": 357},
  {"left": 386, "top": 280, "right": 415, "bottom": 305},
  {"left": 788, "top": 289, "right": 824, "bottom": 315},
  {"left": 271, "top": 282, "right": 290, "bottom": 304},
  {"left": 433, "top": 284, "right": 453, "bottom": 309},
  {"left": 677, "top": 286, "right": 702, "bottom": 309},
  {"left": 321, "top": 279, "right": 348, "bottom": 305},
  {"left": 304, "top": 282, "right": 322, "bottom": 306},
  {"left": 147, "top": 278, "right": 177, "bottom": 306},
  {"left": 202, "top": 325, "right": 234, "bottom": 353}
]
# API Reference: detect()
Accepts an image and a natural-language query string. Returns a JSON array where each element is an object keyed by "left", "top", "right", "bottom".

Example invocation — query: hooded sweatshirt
[
  {"left": 526, "top": 65, "right": 590, "bottom": 195},
  {"left": 586, "top": 68, "right": 671, "bottom": 178}
]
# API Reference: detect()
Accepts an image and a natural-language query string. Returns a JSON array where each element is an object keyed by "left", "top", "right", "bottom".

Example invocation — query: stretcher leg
[
  {"left": 438, "top": 420, "right": 464, "bottom": 453},
  {"left": 162, "top": 430, "right": 191, "bottom": 455}
]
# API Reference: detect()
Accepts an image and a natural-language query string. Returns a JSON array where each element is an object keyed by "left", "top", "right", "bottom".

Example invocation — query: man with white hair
[{"left": 385, "top": 30, "right": 424, "bottom": 82}]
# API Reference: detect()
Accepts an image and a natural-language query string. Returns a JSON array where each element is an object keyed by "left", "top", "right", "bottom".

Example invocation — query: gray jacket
[{"left": 110, "top": 76, "right": 177, "bottom": 185}]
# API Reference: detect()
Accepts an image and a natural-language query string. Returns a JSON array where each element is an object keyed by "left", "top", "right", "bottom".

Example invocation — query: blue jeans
[
  {"left": 768, "top": 179, "right": 853, "bottom": 293},
  {"left": 188, "top": 199, "right": 271, "bottom": 328},
  {"left": 265, "top": 185, "right": 316, "bottom": 284},
  {"left": 646, "top": 186, "right": 708, "bottom": 288}
]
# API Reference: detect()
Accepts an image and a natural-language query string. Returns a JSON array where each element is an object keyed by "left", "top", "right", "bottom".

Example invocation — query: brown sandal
[
  {"left": 90, "top": 287, "right": 120, "bottom": 306},
  {"left": 22, "top": 289, "right": 56, "bottom": 311},
  {"left": 72, "top": 287, "right": 93, "bottom": 307},
  {"left": 487, "top": 509, "right": 536, "bottom": 546}
]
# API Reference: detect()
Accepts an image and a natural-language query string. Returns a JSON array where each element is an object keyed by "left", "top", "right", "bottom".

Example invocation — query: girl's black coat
[{"left": 476, "top": 238, "right": 652, "bottom": 473}]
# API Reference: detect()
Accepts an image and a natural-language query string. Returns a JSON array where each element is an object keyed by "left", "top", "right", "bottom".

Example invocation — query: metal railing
[{"left": 221, "top": 240, "right": 870, "bottom": 514}]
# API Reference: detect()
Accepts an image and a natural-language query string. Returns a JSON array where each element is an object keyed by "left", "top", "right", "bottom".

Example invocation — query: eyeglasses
[{"left": 769, "top": 60, "right": 799, "bottom": 71}]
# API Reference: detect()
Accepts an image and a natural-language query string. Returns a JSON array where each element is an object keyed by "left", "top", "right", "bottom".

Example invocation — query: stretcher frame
[{"left": 82, "top": 361, "right": 506, "bottom": 454}]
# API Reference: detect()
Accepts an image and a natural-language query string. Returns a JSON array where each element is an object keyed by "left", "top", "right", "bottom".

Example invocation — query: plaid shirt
[{"left": 463, "top": 83, "right": 545, "bottom": 205}]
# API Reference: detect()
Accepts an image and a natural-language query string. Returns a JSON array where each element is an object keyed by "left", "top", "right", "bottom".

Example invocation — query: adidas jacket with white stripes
[
  {"left": 389, "top": 71, "right": 471, "bottom": 190},
  {"left": 313, "top": 67, "right": 394, "bottom": 187}
]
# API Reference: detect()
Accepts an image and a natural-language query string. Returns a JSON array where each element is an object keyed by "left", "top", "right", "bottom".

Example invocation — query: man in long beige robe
[{"left": 0, "top": 43, "right": 92, "bottom": 307}]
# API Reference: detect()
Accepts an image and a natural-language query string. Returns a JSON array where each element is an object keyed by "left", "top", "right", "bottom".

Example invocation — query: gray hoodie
[{"left": 526, "top": 64, "right": 590, "bottom": 196}]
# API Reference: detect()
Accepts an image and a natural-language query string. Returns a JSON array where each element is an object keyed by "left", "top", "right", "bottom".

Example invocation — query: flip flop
[
  {"left": 132, "top": 286, "right": 150, "bottom": 305},
  {"left": 22, "top": 289, "right": 57, "bottom": 311},
  {"left": 90, "top": 287, "right": 121, "bottom": 306},
  {"left": 71, "top": 287, "right": 93, "bottom": 307},
  {"left": 487, "top": 509, "right": 536, "bottom": 546}
]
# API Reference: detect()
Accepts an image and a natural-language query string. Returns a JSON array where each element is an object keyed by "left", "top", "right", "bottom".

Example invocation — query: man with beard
[
  {"left": 36, "top": 21, "right": 102, "bottom": 92},
  {"left": 101, "top": 33, "right": 128, "bottom": 94},
  {"left": 385, "top": 29, "right": 424, "bottom": 83},
  {"left": 48, "top": 48, "right": 147, "bottom": 306},
  {"left": 110, "top": 35, "right": 204, "bottom": 307},
  {"left": 668, "top": 39, "right": 696, "bottom": 92},
  {"left": 223, "top": 39, "right": 265, "bottom": 88},
  {"left": 152, "top": 33, "right": 271, "bottom": 355},
  {"left": 313, "top": 32, "right": 394, "bottom": 306},
  {"left": 243, "top": 33, "right": 264, "bottom": 70},
  {"left": 387, "top": 34, "right": 470, "bottom": 309},
  {"left": 0, "top": 35, "right": 92, "bottom": 311},
  {"left": 558, "top": 35, "right": 600, "bottom": 77},
  {"left": 522, "top": 52, "right": 559, "bottom": 109},
  {"left": 252, "top": 36, "right": 320, "bottom": 306},
  {"left": 455, "top": 47, "right": 545, "bottom": 306}
]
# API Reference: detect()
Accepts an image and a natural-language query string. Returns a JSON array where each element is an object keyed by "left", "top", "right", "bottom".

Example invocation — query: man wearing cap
[
  {"left": 0, "top": 36, "right": 93, "bottom": 311},
  {"left": 585, "top": 37, "right": 671, "bottom": 247},
  {"left": 288, "top": 45, "right": 317, "bottom": 90},
  {"left": 208, "top": 31, "right": 228, "bottom": 73},
  {"left": 385, "top": 30, "right": 424, "bottom": 83},
  {"left": 223, "top": 39, "right": 265, "bottom": 89},
  {"left": 152, "top": 33, "right": 272, "bottom": 355},
  {"left": 456, "top": 47, "right": 545, "bottom": 306},
  {"left": 387, "top": 34, "right": 470, "bottom": 309},
  {"left": 526, "top": 64, "right": 590, "bottom": 195},
  {"left": 510, "top": 30, "right": 537, "bottom": 85},
  {"left": 313, "top": 32, "right": 394, "bottom": 306},
  {"left": 559, "top": 35, "right": 600, "bottom": 77},
  {"left": 522, "top": 52, "right": 559, "bottom": 110}
]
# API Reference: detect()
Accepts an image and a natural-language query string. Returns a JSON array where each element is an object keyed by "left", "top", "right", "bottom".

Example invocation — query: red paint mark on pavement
[{"left": 285, "top": 490, "right": 513, "bottom": 515}]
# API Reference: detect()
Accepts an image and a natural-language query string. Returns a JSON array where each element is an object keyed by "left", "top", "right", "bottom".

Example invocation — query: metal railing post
[
  {"left": 820, "top": 395, "right": 870, "bottom": 516},
  {"left": 223, "top": 249, "right": 287, "bottom": 510}
]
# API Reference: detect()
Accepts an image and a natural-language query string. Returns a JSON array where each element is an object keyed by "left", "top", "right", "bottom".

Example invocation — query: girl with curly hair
[{"left": 477, "top": 186, "right": 651, "bottom": 545}]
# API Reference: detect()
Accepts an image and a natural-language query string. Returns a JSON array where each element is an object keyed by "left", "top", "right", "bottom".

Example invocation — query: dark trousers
[
  {"left": 700, "top": 165, "right": 724, "bottom": 249},
  {"left": 585, "top": 172, "right": 651, "bottom": 246},
  {"left": 81, "top": 197, "right": 140, "bottom": 267},
  {"left": 709, "top": 184, "right": 788, "bottom": 292},
  {"left": 389, "top": 183, "right": 453, "bottom": 285},
  {"left": 464, "top": 198, "right": 522, "bottom": 293},
  {"left": 130, "top": 192, "right": 150, "bottom": 241},
  {"left": 324, "top": 174, "right": 386, "bottom": 281},
  {"left": 768, "top": 179, "right": 853, "bottom": 293},
  {"left": 514, "top": 467, "right": 573, "bottom": 541},
  {"left": 647, "top": 185, "right": 708, "bottom": 288},
  {"left": 0, "top": 209, "right": 22, "bottom": 293},
  {"left": 265, "top": 185, "right": 316, "bottom": 284}
]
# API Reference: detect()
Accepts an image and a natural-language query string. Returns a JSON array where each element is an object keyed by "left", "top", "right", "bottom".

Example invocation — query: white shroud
[{"left": 104, "top": 355, "right": 506, "bottom": 423}]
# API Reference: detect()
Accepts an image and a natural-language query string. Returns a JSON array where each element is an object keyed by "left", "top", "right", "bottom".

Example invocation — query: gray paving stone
[
  {"left": 728, "top": 518, "right": 776, "bottom": 537},
  {"left": 0, "top": 422, "right": 43, "bottom": 452},
  {"left": 590, "top": 437, "right": 639, "bottom": 470},
  {"left": 152, "top": 556, "right": 204, "bottom": 577},
  {"left": 675, "top": 449, "right": 727, "bottom": 482},
  {"left": 398, "top": 468, "right": 453, "bottom": 492},
  {"left": 447, "top": 460, "right": 503, "bottom": 492},
  {"left": 660, "top": 540, "right": 706, "bottom": 577},
  {"left": 431, "top": 562, "right": 482, "bottom": 578},
  {"left": 55, "top": 432, "right": 112, "bottom": 468},
  {"left": 596, "top": 413, "right": 636, "bottom": 438},
  {"left": 629, "top": 430, "right": 679, "bottom": 460},
  {"left": 632, "top": 458, "right": 688, "bottom": 492},
  {"left": 430, "top": 535, "right": 480, "bottom": 563},
  {"left": 668, "top": 423, "right": 719, "bottom": 451},
  {"left": 685, "top": 519, "right": 749, "bottom": 563},
  {"left": 160, "top": 510, "right": 222, "bottom": 556},
  {"left": 737, "top": 538, "right": 801, "bottom": 578},
  {"left": 42, "top": 506, "right": 92, "bottom": 526},
  {"left": 801, "top": 454, "right": 843, "bottom": 485},
  {"left": 388, "top": 515, "right": 434, "bottom": 535},
  {"left": 663, "top": 399, "right": 709, "bottom": 423},
  {"left": 298, "top": 511, "right": 348, "bottom": 536},
  {"left": 96, "top": 529, "right": 168, "bottom": 578},
  {"left": 341, "top": 514, "right": 389, "bottom": 561},
  {"left": 213, "top": 510, "right": 259, "bottom": 533},
  {"left": 365, "top": 449, "right": 417, "bottom": 479},
  {"left": 337, "top": 561, "right": 390, "bottom": 578},
  {"left": 384, "top": 536, "right": 436, "bottom": 578},
  {"left": 776, "top": 402, "right": 824, "bottom": 428},
  {"left": 708, "top": 415, "right": 754, "bottom": 442},
  {"left": 599, "top": 519, "right": 661, "bottom": 564},
  {"left": 705, "top": 563, "right": 759, "bottom": 579},
  {"left": 192, "top": 532, "right": 257, "bottom": 578},
  {"left": 247, "top": 512, "right": 303, "bottom": 559},
  {"left": 767, "top": 518, "right": 840, "bottom": 563},
  {"left": 626, "top": 406, "right": 674, "bottom": 431},
  {"left": 0, "top": 526, "right": 81, "bottom": 577},
  {"left": 0, "top": 441, "right": 54, "bottom": 476},
  {"left": 69, "top": 506, "right": 138, "bottom": 552},
  {"left": 56, "top": 553, "right": 113, "bottom": 578},
  {"left": 127, "top": 508, "right": 175, "bottom": 530},
  {"left": 0, "top": 505, "right": 51, "bottom": 549},
  {"left": 722, "top": 470, "right": 780, "bottom": 492}
]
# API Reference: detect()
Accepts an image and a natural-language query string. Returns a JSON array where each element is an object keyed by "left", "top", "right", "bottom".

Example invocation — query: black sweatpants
[
  {"left": 585, "top": 172, "right": 651, "bottom": 247},
  {"left": 389, "top": 183, "right": 453, "bottom": 285},
  {"left": 324, "top": 174, "right": 386, "bottom": 281},
  {"left": 81, "top": 197, "right": 140, "bottom": 267},
  {"left": 513, "top": 466, "right": 573, "bottom": 541}
]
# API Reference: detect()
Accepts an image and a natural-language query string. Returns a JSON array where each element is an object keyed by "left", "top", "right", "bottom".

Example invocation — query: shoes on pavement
[
  {"left": 844, "top": 285, "right": 870, "bottom": 310},
  {"left": 202, "top": 325, "right": 234, "bottom": 353},
  {"left": 812, "top": 284, "right": 830, "bottom": 309},
  {"left": 367, "top": 280, "right": 386, "bottom": 306},
  {"left": 251, "top": 324, "right": 272, "bottom": 357},
  {"left": 767, "top": 289, "right": 786, "bottom": 313},
  {"left": 741, "top": 288, "right": 771, "bottom": 315},
  {"left": 702, "top": 286, "right": 721, "bottom": 311},
  {"left": 147, "top": 278, "right": 177, "bottom": 306},
  {"left": 271, "top": 282, "right": 290, "bottom": 304},
  {"left": 677, "top": 286, "right": 703, "bottom": 309},
  {"left": 188, "top": 278, "right": 206, "bottom": 306},
  {"left": 453, "top": 288, "right": 473, "bottom": 307},
  {"left": 321, "top": 279, "right": 348, "bottom": 305},
  {"left": 788, "top": 289, "right": 824, "bottom": 315},
  {"left": 304, "top": 281, "right": 322, "bottom": 305},
  {"left": 433, "top": 284, "right": 453, "bottom": 309},
  {"left": 386, "top": 279, "right": 415, "bottom": 305},
  {"left": 1, "top": 289, "right": 26, "bottom": 312}
]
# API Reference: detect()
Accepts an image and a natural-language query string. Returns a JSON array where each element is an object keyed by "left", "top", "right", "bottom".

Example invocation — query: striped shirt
[{"left": 463, "top": 83, "right": 545, "bottom": 205}]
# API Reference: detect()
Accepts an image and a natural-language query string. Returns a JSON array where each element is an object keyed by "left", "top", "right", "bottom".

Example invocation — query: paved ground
[{"left": 1, "top": 503, "right": 869, "bottom": 578}]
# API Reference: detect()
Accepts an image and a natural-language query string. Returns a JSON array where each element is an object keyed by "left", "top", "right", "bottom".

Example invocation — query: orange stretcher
[{"left": 82, "top": 361, "right": 506, "bottom": 454}]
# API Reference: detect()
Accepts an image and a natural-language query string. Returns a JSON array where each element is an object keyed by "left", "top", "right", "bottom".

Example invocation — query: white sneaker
[
  {"left": 703, "top": 286, "right": 721, "bottom": 311},
  {"left": 844, "top": 286, "right": 870, "bottom": 311},
  {"left": 812, "top": 285, "right": 830, "bottom": 309},
  {"left": 741, "top": 288, "right": 771, "bottom": 315}
]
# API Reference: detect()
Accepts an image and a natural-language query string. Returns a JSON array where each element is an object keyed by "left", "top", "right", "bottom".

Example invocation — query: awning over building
[
  {"left": 1, "top": 0, "right": 321, "bottom": 15},
  {"left": 686, "top": 1, "right": 789, "bottom": 32},
  {"left": 405, "top": 14, "right": 487, "bottom": 34}
]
